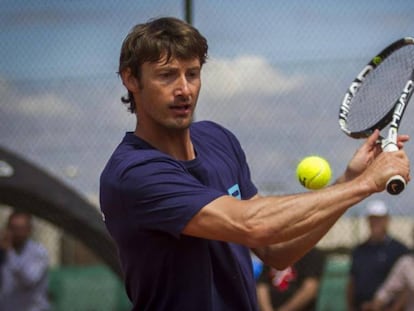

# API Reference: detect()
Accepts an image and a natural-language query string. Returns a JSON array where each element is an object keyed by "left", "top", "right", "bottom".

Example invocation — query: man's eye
[
  {"left": 160, "top": 72, "right": 172, "bottom": 78},
  {"left": 187, "top": 71, "right": 200, "bottom": 79}
]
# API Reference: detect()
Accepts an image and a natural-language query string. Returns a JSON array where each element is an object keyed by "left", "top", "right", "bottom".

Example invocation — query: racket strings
[{"left": 346, "top": 45, "right": 414, "bottom": 133}]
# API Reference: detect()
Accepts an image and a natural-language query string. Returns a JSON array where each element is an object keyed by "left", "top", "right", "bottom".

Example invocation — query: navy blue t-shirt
[
  {"left": 100, "top": 121, "right": 258, "bottom": 311},
  {"left": 350, "top": 237, "right": 408, "bottom": 308}
]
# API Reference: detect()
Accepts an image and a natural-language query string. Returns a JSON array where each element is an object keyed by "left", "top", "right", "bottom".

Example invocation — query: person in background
[
  {"left": 347, "top": 200, "right": 409, "bottom": 311},
  {"left": 361, "top": 256, "right": 412, "bottom": 311},
  {"left": 0, "top": 211, "right": 50, "bottom": 311},
  {"left": 361, "top": 225, "right": 414, "bottom": 311},
  {"left": 256, "top": 248, "right": 325, "bottom": 311}
]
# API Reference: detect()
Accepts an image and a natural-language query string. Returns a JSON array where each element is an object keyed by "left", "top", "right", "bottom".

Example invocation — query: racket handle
[
  {"left": 382, "top": 142, "right": 406, "bottom": 195},
  {"left": 386, "top": 175, "right": 406, "bottom": 195}
]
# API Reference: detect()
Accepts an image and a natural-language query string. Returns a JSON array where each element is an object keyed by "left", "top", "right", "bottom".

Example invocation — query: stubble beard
[{"left": 167, "top": 114, "right": 194, "bottom": 130}]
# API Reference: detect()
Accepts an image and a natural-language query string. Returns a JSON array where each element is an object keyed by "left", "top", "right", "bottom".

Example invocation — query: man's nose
[{"left": 174, "top": 75, "right": 191, "bottom": 97}]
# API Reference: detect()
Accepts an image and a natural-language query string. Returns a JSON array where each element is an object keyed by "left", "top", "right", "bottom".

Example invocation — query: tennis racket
[{"left": 339, "top": 37, "right": 414, "bottom": 195}]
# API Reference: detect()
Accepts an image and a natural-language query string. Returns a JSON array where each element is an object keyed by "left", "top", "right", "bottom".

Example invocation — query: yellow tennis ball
[{"left": 296, "top": 156, "right": 332, "bottom": 190}]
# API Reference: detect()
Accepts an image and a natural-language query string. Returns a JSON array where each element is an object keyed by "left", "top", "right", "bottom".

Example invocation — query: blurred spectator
[
  {"left": 256, "top": 247, "right": 325, "bottom": 311},
  {"left": 0, "top": 211, "right": 50, "bottom": 311},
  {"left": 361, "top": 226, "right": 414, "bottom": 311},
  {"left": 347, "top": 200, "right": 409, "bottom": 311},
  {"left": 361, "top": 255, "right": 412, "bottom": 311}
]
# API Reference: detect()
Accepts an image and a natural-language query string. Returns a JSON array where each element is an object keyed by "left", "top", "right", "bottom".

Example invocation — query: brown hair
[{"left": 118, "top": 17, "right": 208, "bottom": 113}]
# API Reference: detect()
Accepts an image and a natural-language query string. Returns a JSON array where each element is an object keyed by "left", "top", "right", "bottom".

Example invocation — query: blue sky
[{"left": 1, "top": 0, "right": 414, "bottom": 215}]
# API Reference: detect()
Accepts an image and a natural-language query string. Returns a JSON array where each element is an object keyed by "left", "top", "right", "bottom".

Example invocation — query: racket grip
[
  {"left": 383, "top": 142, "right": 406, "bottom": 195},
  {"left": 386, "top": 175, "right": 406, "bottom": 195}
]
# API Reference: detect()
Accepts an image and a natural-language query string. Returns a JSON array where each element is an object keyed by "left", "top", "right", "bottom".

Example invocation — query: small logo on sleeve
[{"left": 227, "top": 184, "right": 241, "bottom": 199}]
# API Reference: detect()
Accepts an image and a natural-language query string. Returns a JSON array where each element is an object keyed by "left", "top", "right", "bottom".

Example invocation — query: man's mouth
[{"left": 170, "top": 104, "right": 191, "bottom": 112}]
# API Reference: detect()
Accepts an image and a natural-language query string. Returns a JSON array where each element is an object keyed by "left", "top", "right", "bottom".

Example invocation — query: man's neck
[{"left": 135, "top": 126, "right": 195, "bottom": 161}]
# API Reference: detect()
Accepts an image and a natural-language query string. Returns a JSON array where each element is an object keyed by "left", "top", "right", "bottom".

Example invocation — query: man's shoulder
[
  {"left": 101, "top": 133, "right": 173, "bottom": 178},
  {"left": 191, "top": 121, "right": 239, "bottom": 145},
  {"left": 113, "top": 132, "right": 165, "bottom": 160},
  {"left": 192, "top": 120, "right": 228, "bottom": 135}
]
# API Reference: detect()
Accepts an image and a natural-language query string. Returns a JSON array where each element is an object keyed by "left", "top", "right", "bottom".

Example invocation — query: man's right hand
[
  {"left": 338, "top": 129, "right": 410, "bottom": 191},
  {"left": 358, "top": 146, "right": 410, "bottom": 193}
]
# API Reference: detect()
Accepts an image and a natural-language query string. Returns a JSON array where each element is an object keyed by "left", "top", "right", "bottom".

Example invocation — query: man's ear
[{"left": 120, "top": 68, "right": 140, "bottom": 93}]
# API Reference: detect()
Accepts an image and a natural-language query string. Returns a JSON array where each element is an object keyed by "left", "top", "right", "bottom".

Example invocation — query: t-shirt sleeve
[
  {"left": 120, "top": 157, "right": 225, "bottom": 238},
  {"left": 209, "top": 122, "right": 258, "bottom": 199}
]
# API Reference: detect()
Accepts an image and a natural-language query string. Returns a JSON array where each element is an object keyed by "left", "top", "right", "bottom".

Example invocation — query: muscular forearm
[
  {"left": 253, "top": 207, "right": 340, "bottom": 268},
  {"left": 245, "top": 178, "right": 370, "bottom": 247},
  {"left": 185, "top": 177, "right": 371, "bottom": 258},
  {"left": 252, "top": 171, "right": 355, "bottom": 268}
]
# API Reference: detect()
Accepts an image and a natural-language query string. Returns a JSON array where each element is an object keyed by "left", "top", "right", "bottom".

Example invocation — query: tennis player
[{"left": 99, "top": 17, "right": 410, "bottom": 311}]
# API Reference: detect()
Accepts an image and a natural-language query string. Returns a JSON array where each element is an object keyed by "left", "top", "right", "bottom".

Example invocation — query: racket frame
[
  {"left": 339, "top": 37, "right": 414, "bottom": 139},
  {"left": 338, "top": 37, "right": 414, "bottom": 195}
]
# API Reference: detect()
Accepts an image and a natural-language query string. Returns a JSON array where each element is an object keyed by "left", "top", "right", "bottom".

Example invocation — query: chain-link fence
[{"left": 1, "top": 1, "right": 414, "bottom": 310}]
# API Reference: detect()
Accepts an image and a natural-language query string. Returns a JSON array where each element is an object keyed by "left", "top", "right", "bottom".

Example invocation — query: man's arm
[
  {"left": 183, "top": 174, "right": 387, "bottom": 269},
  {"left": 251, "top": 203, "right": 342, "bottom": 268},
  {"left": 254, "top": 131, "right": 410, "bottom": 267},
  {"left": 184, "top": 180, "right": 365, "bottom": 268},
  {"left": 183, "top": 130, "right": 410, "bottom": 269}
]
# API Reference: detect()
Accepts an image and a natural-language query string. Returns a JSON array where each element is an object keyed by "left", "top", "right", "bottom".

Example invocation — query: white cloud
[
  {"left": 201, "top": 55, "right": 306, "bottom": 99},
  {"left": 5, "top": 93, "right": 80, "bottom": 118},
  {"left": 1, "top": 78, "right": 77, "bottom": 122}
]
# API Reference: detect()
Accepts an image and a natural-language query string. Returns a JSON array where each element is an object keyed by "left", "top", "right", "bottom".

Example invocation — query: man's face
[
  {"left": 8, "top": 214, "right": 31, "bottom": 248},
  {"left": 135, "top": 56, "right": 202, "bottom": 131},
  {"left": 368, "top": 215, "right": 389, "bottom": 241}
]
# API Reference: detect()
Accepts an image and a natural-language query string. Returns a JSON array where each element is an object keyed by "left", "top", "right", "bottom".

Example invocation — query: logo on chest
[{"left": 227, "top": 184, "right": 241, "bottom": 199}]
